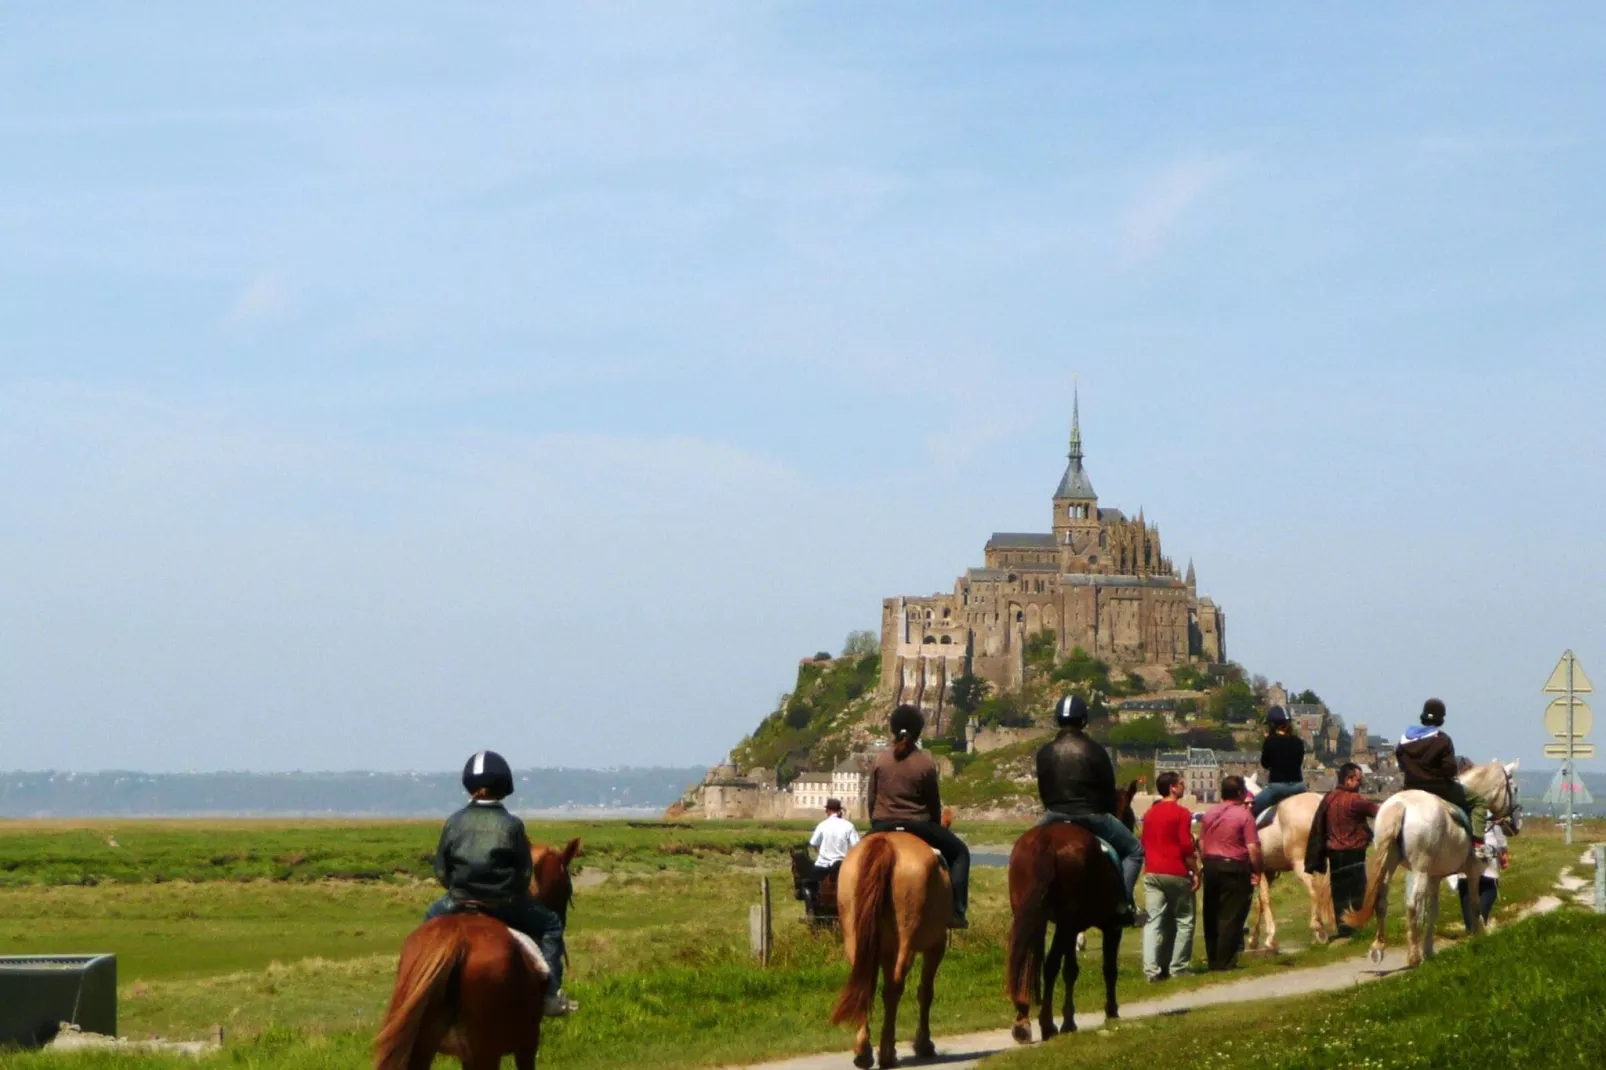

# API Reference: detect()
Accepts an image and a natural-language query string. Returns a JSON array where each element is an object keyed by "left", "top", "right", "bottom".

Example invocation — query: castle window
[
  {"left": 940, "top": 635, "right": 952, "bottom": 644},
  {"left": 923, "top": 636, "right": 936, "bottom": 644}
]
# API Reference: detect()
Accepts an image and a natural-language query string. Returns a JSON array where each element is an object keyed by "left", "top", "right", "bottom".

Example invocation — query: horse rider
[
  {"left": 867, "top": 704, "right": 971, "bottom": 928},
  {"left": 1395, "top": 698, "right": 1489, "bottom": 844},
  {"left": 1249, "top": 706, "right": 1307, "bottom": 819},
  {"left": 803, "top": 797, "right": 860, "bottom": 912},
  {"left": 425, "top": 750, "right": 578, "bottom": 1016},
  {"left": 1034, "top": 694, "right": 1144, "bottom": 923}
]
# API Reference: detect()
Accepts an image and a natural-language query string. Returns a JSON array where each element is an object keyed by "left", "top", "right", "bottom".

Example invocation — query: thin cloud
[
  {"left": 1118, "top": 157, "right": 1235, "bottom": 269},
  {"left": 222, "top": 272, "right": 292, "bottom": 329}
]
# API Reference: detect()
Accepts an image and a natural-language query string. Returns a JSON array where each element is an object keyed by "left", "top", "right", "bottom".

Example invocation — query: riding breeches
[
  {"left": 869, "top": 819, "right": 969, "bottom": 919},
  {"left": 1249, "top": 781, "right": 1306, "bottom": 818},
  {"left": 426, "top": 895, "right": 566, "bottom": 992}
]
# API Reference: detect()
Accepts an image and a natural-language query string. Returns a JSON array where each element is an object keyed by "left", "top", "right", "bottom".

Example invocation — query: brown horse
[
  {"left": 1006, "top": 783, "right": 1137, "bottom": 1043},
  {"left": 830, "top": 817, "right": 954, "bottom": 1069},
  {"left": 374, "top": 838, "right": 581, "bottom": 1070}
]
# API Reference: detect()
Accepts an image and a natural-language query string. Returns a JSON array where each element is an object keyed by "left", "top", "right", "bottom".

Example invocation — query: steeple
[
  {"left": 1053, "top": 384, "right": 1097, "bottom": 502},
  {"left": 1185, "top": 558, "right": 1197, "bottom": 591}
]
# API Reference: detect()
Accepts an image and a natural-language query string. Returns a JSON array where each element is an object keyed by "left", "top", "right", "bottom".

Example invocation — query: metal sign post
[{"left": 1544, "top": 651, "right": 1595, "bottom": 844}]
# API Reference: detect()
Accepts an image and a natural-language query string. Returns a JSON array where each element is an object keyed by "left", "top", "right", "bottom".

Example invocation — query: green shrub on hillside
[{"left": 733, "top": 653, "right": 880, "bottom": 776}]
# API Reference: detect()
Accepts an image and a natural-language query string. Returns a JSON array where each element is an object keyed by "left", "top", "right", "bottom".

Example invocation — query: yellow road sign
[
  {"left": 1544, "top": 743, "right": 1596, "bottom": 759},
  {"left": 1544, "top": 696, "right": 1594, "bottom": 739},
  {"left": 1543, "top": 650, "right": 1594, "bottom": 694}
]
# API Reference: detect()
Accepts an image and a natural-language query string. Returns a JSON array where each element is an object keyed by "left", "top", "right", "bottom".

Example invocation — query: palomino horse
[
  {"left": 374, "top": 839, "right": 581, "bottom": 1070},
  {"left": 1007, "top": 783, "right": 1138, "bottom": 1043},
  {"left": 1243, "top": 783, "right": 1335, "bottom": 952},
  {"left": 830, "top": 815, "right": 955, "bottom": 1069},
  {"left": 1343, "top": 761, "right": 1521, "bottom": 966}
]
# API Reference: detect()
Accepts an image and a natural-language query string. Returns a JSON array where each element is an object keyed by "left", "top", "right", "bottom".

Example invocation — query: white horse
[
  {"left": 1243, "top": 783, "right": 1333, "bottom": 952},
  {"left": 1342, "top": 760, "right": 1521, "bottom": 967}
]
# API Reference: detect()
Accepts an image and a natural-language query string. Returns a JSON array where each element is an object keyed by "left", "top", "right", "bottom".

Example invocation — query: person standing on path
[
  {"left": 1454, "top": 811, "right": 1510, "bottom": 929},
  {"left": 867, "top": 704, "right": 971, "bottom": 928},
  {"left": 1139, "top": 770, "right": 1199, "bottom": 981},
  {"left": 1317, "top": 761, "right": 1379, "bottom": 936},
  {"left": 1199, "top": 775, "right": 1262, "bottom": 971}
]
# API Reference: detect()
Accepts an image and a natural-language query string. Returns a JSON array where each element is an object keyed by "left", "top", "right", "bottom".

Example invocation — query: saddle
[
  {"left": 1255, "top": 805, "right": 1280, "bottom": 830},
  {"left": 442, "top": 901, "right": 550, "bottom": 980},
  {"left": 883, "top": 826, "right": 950, "bottom": 869},
  {"left": 1038, "top": 813, "right": 1122, "bottom": 873}
]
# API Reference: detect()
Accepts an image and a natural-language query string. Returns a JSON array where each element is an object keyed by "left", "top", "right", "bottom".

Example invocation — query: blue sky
[{"left": 2, "top": 4, "right": 1603, "bottom": 773}]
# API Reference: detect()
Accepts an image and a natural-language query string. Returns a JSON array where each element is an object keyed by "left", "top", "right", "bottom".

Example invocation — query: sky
[{"left": 2, "top": 4, "right": 1604, "bottom": 774}]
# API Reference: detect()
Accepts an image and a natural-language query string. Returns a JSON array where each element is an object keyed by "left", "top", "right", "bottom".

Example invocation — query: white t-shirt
[{"left": 809, "top": 814, "right": 861, "bottom": 867}]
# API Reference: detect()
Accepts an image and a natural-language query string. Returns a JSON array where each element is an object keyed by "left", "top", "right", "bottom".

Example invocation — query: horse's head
[
  {"left": 530, "top": 837, "right": 582, "bottom": 922},
  {"left": 1462, "top": 760, "right": 1523, "bottom": 835},
  {"left": 1115, "top": 780, "right": 1140, "bottom": 833}
]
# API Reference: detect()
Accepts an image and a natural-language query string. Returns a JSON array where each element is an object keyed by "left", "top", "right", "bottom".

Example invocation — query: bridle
[{"left": 1489, "top": 763, "right": 1523, "bottom": 836}]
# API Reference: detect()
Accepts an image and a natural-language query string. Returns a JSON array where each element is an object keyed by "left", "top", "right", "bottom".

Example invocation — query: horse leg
[
  {"left": 1460, "top": 855, "right": 1486, "bottom": 937},
  {"left": 1253, "top": 873, "right": 1277, "bottom": 951},
  {"left": 1422, "top": 879, "right": 1440, "bottom": 960},
  {"left": 911, "top": 944, "right": 944, "bottom": 1060},
  {"left": 1367, "top": 856, "right": 1396, "bottom": 966},
  {"left": 1299, "top": 869, "right": 1330, "bottom": 945},
  {"left": 1404, "top": 869, "right": 1426, "bottom": 968},
  {"left": 877, "top": 953, "right": 905, "bottom": 1070},
  {"left": 1101, "top": 923, "right": 1121, "bottom": 1021},
  {"left": 1059, "top": 928, "right": 1081, "bottom": 1035},
  {"left": 1038, "top": 927, "right": 1064, "bottom": 1041}
]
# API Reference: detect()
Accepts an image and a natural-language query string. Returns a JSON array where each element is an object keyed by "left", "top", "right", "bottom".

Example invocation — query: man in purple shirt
[{"left": 1199, "top": 775, "right": 1263, "bottom": 970}]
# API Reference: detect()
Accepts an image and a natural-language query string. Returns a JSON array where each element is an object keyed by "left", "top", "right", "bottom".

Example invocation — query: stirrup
[{"left": 543, "top": 991, "right": 579, "bottom": 1017}]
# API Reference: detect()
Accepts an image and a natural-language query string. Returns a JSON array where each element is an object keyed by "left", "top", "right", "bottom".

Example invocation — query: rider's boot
[
  {"left": 543, "top": 990, "right": 579, "bottom": 1016},
  {"left": 1118, "top": 854, "right": 1142, "bottom": 924}
]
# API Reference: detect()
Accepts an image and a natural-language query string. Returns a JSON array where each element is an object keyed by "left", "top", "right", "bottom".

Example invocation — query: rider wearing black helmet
[
  {"left": 866, "top": 705, "right": 971, "bottom": 928},
  {"left": 1250, "top": 706, "right": 1308, "bottom": 818},
  {"left": 1034, "top": 694, "right": 1145, "bottom": 921},
  {"left": 425, "top": 750, "right": 577, "bottom": 1016},
  {"left": 1396, "top": 699, "right": 1489, "bottom": 842}
]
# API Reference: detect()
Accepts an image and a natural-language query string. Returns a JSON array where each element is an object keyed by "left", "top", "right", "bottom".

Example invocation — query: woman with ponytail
[{"left": 865, "top": 704, "right": 971, "bottom": 927}]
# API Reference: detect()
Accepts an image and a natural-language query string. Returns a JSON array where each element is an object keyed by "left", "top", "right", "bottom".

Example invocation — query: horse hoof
[
  {"left": 1368, "top": 947, "right": 1384, "bottom": 965},
  {"left": 1011, "top": 1023, "right": 1032, "bottom": 1045},
  {"left": 853, "top": 1053, "right": 874, "bottom": 1069},
  {"left": 1039, "top": 1021, "right": 1057, "bottom": 1041},
  {"left": 1106, "top": 1007, "right": 1120, "bottom": 1020},
  {"left": 1062, "top": 1020, "right": 1078, "bottom": 1034},
  {"left": 1314, "top": 930, "right": 1330, "bottom": 946},
  {"left": 913, "top": 1039, "right": 936, "bottom": 1059},
  {"left": 878, "top": 1054, "right": 899, "bottom": 1069}
]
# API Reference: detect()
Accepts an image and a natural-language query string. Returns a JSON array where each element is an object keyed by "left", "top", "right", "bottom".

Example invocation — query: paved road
[{"left": 729, "top": 945, "right": 1415, "bottom": 1070}]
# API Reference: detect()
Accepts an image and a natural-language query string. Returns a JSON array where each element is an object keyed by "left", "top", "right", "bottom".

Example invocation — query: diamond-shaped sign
[
  {"left": 1544, "top": 696, "right": 1593, "bottom": 740},
  {"left": 1543, "top": 651, "right": 1593, "bottom": 694}
]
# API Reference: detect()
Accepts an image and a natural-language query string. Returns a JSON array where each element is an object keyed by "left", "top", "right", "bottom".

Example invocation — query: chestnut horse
[
  {"left": 374, "top": 838, "right": 581, "bottom": 1070},
  {"left": 1006, "top": 783, "right": 1137, "bottom": 1043},
  {"left": 830, "top": 815, "right": 955, "bottom": 1069}
]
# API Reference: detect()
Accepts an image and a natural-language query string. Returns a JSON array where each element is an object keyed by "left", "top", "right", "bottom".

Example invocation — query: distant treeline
[{"left": 0, "top": 768, "right": 706, "bottom": 818}]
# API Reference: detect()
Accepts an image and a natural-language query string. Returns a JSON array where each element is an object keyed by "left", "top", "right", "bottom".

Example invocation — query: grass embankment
[
  {"left": 992, "top": 908, "right": 1606, "bottom": 1069},
  {"left": 0, "top": 819, "right": 1591, "bottom": 1070}
]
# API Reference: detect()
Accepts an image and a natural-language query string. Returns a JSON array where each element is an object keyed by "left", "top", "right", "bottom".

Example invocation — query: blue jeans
[
  {"left": 426, "top": 895, "right": 565, "bottom": 992},
  {"left": 1039, "top": 811, "right": 1145, "bottom": 909},
  {"left": 1250, "top": 781, "right": 1306, "bottom": 818}
]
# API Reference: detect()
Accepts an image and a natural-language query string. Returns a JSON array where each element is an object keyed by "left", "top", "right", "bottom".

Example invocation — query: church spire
[{"left": 1053, "top": 384, "right": 1097, "bottom": 502}]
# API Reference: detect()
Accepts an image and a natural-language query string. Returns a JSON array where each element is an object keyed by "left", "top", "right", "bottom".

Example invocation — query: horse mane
[{"left": 530, "top": 838, "right": 581, "bottom": 919}]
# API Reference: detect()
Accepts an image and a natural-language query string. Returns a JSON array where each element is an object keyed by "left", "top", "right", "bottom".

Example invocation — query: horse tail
[
  {"left": 1342, "top": 800, "right": 1405, "bottom": 929},
  {"left": 374, "top": 924, "right": 467, "bottom": 1070},
  {"left": 1005, "top": 836, "right": 1055, "bottom": 1010},
  {"left": 831, "top": 835, "right": 898, "bottom": 1027}
]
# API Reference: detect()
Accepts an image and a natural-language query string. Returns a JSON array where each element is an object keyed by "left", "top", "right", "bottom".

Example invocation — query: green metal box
[{"left": 0, "top": 954, "right": 117, "bottom": 1049}]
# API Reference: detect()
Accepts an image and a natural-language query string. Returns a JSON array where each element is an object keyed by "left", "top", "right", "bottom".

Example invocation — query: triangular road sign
[{"left": 1543, "top": 650, "right": 1594, "bottom": 694}]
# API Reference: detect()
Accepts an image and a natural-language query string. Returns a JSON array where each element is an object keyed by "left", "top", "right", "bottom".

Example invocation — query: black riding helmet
[
  {"left": 1054, "top": 694, "right": 1088, "bottom": 729},
  {"left": 1421, "top": 698, "right": 1447, "bottom": 727},
  {"left": 462, "top": 749, "right": 515, "bottom": 798}
]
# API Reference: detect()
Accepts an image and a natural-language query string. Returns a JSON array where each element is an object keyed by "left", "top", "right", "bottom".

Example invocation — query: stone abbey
[{"left": 879, "top": 391, "right": 1226, "bottom": 723}]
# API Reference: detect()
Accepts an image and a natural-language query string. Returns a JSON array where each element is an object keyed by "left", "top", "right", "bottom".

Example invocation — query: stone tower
[{"left": 1052, "top": 386, "right": 1100, "bottom": 571}]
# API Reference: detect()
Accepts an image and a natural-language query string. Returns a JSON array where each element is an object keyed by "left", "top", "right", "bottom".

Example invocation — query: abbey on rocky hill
[{"left": 879, "top": 389, "right": 1226, "bottom": 722}]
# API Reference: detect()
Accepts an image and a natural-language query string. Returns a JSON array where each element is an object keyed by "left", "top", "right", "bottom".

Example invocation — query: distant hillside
[{"left": 0, "top": 768, "right": 706, "bottom": 818}]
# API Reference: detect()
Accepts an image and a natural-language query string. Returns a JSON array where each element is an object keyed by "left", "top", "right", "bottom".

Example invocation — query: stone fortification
[{"left": 881, "top": 390, "right": 1226, "bottom": 731}]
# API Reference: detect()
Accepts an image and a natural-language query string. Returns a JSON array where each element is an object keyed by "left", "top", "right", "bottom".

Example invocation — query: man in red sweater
[{"left": 1140, "top": 770, "right": 1199, "bottom": 981}]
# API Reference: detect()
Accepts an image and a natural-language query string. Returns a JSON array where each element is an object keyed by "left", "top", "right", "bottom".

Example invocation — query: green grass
[
  {"left": 0, "top": 818, "right": 1592, "bottom": 1070},
  {"left": 989, "top": 908, "right": 1606, "bottom": 1070},
  {"left": 0, "top": 819, "right": 816, "bottom": 885}
]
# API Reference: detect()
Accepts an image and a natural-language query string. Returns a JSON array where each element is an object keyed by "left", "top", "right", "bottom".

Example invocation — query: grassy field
[
  {"left": 992, "top": 908, "right": 1606, "bottom": 1069},
  {"left": 0, "top": 816, "right": 1594, "bottom": 1069}
]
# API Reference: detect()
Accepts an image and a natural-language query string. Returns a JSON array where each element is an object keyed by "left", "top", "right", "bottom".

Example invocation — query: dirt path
[
  {"left": 728, "top": 947, "right": 1415, "bottom": 1070},
  {"left": 736, "top": 873, "right": 1574, "bottom": 1070}
]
